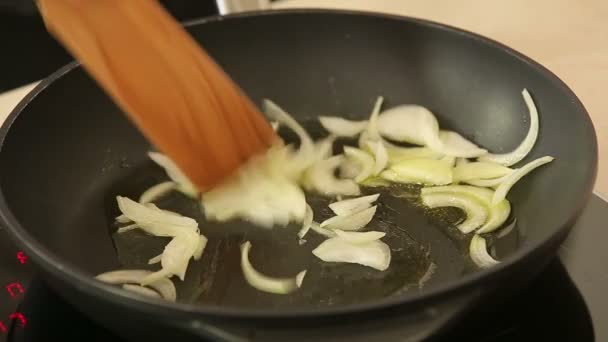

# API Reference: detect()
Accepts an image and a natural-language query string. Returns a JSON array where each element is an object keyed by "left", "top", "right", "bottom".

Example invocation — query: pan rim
[{"left": 0, "top": 8, "right": 597, "bottom": 320}]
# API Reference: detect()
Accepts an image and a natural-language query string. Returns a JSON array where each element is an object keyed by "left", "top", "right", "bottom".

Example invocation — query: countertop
[{"left": 1, "top": 0, "right": 606, "bottom": 196}]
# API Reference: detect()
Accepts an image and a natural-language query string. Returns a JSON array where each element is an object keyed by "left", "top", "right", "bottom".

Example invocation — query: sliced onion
[
  {"left": 369, "top": 140, "right": 388, "bottom": 175},
  {"left": 148, "top": 253, "right": 162, "bottom": 264},
  {"left": 381, "top": 159, "right": 453, "bottom": 185},
  {"left": 470, "top": 235, "right": 499, "bottom": 268},
  {"left": 141, "top": 231, "right": 200, "bottom": 285},
  {"left": 360, "top": 177, "right": 391, "bottom": 187},
  {"left": 365, "top": 96, "right": 385, "bottom": 141},
  {"left": 240, "top": 241, "right": 306, "bottom": 294},
  {"left": 492, "top": 156, "right": 554, "bottom": 205},
  {"left": 453, "top": 162, "right": 513, "bottom": 182},
  {"left": 315, "top": 135, "right": 336, "bottom": 161},
  {"left": 122, "top": 284, "right": 161, "bottom": 299},
  {"left": 115, "top": 214, "right": 131, "bottom": 223},
  {"left": 117, "top": 196, "right": 198, "bottom": 237},
  {"left": 377, "top": 104, "right": 443, "bottom": 149},
  {"left": 343, "top": 147, "right": 374, "bottom": 182},
  {"left": 320, "top": 205, "right": 377, "bottom": 231},
  {"left": 148, "top": 152, "right": 198, "bottom": 198},
  {"left": 387, "top": 147, "right": 444, "bottom": 165},
  {"left": 329, "top": 194, "right": 379, "bottom": 216},
  {"left": 464, "top": 174, "right": 509, "bottom": 188},
  {"left": 310, "top": 221, "right": 337, "bottom": 237},
  {"left": 456, "top": 158, "right": 469, "bottom": 167},
  {"left": 319, "top": 116, "right": 368, "bottom": 137},
  {"left": 421, "top": 185, "right": 511, "bottom": 233},
  {"left": 297, "top": 205, "right": 314, "bottom": 239},
  {"left": 421, "top": 192, "right": 488, "bottom": 233},
  {"left": 95, "top": 270, "right": 176, "bottom": 301},
  {"left": 303, "top": 155, "right": 360, "bottom": 197},
  {"left": 312, "top": 237, "right": 391, "bottom": 271},
  {"left": 138, "top": 181, "right": 176, "bottom": 204},
  {"left": 478, "top": 89, "right": 539, "bottom": 166},
  {"left": 117, "top": 223, "right": 138, "bottom": 234},
  {"left": 440, "top": 155, "right": 456, "bottom": 167},
  {"left": 193, "top": 235, "right": 208, "bottom": 261},
  {"left": 333, "top": 229, "right": 386, "bottom": 244},
  {"left": 339, "top": 156, "right": 362, "bottom": 180},
  {"left": 270, "top": 121, "right": 279, "bottom": 131},
  {"left": 437, "top": 130, "right": 487, "bottom": 158}
]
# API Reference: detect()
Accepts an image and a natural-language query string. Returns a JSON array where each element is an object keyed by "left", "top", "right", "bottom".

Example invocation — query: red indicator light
[
  {"left": 9, "top": 312, "right": 27, "bottom": 328},
  {"left": 0, "top": 321, "right": 6, "bottom": 333},
  {"left": 6, "top": 282, "right": 25, "bottom": 298},
  {"left": 16, "top": 251, "right": 27, "bottom": 264}
]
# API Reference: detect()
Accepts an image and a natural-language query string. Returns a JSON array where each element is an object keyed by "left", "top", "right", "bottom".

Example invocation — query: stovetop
[{"left": 1, "top": 195, "right": 606, "bottom": 341}]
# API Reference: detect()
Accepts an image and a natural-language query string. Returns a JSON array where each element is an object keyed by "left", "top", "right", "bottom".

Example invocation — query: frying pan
[{"left": 0, "top": 9, "right": 597, "bottom": 341}]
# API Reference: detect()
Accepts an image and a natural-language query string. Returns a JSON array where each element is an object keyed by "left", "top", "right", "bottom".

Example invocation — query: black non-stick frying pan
[{"left": 0, "top": 9, "right": 597, "bottom": 341}]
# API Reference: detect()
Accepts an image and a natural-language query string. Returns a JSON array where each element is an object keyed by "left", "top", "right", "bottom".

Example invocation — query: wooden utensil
[{"left": 37, "top": 0, "right": 277, "bottom": 191}]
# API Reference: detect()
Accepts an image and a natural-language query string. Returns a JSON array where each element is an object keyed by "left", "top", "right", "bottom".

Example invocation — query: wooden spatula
[{"left": 37, "top": 0, "right": 277, "bottom": 191}]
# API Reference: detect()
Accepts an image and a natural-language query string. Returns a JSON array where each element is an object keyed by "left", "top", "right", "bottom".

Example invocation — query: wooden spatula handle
[{"left": 38, "top": 0, "right": 276, "bottom": 191}]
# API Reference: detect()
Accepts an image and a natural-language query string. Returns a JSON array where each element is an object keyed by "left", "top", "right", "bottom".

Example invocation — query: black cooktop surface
[{"left": 0, "top": 195, "right": 606, "bottom": 341}]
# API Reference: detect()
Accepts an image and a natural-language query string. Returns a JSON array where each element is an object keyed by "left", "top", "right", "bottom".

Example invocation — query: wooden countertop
[{"left": 276, "top": 0, "right": 608, "bottom": 197}]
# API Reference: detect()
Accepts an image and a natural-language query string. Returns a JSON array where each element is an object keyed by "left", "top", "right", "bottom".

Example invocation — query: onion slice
[
  {"left": 329, "top": 194, "right": 380, "bottom": 216},
  {"left": 463, "top": 174, "right": 509, "bottom": 188},
  {"left": 303, "top": 155, "right": 360, "bottom": 197},
  {"left": 319, "top": 116, "right": 368, "bottom": 137},
  {"left": 95, "top": 270, "right": 176, "bottom": 301},
  {"left": 421, "top": 192, "right": 488, "bottom": 233},
  {"left": 240, "top": 241, "right": 306, "bottom": 294},
  {"left": 377, "top": 104, "right": 443, "bottom": 149},
  {"left": 370, "top": 140, "right": 388, "bottom": 175},
  {"left": 470, "top": 235, "right": 499, "bottom": 268},
  {"left": 297, "top": 205, "right": 314, "bottom": 239},
  {"left": 193, "top": 235, "right": 208, "bottom": 261},
  {"left": 141, "top": 231, "right": 200, "bottom": 285},
  {"left": 320, "top": 205, "right": 377, "bottom": 231},
  {"left": 343, "top": 147, "right": 375, "bottom": 183},
  {"left": 478, "top": 89, "right": 539, "bottom": 166},
  {"left": 437, "top": 131, "right": 487, "bottom": 158},
  {"left": 387, "top": 147, "right": 444, "bottom": 165},
  {"left": 138, "top": 181, "right": 176, "bottom": 204},
  {"left": 310, "top": 221, "right": 336, "bottom": 237},
  {"left": 315, "top": 135, "right": 336, "bottom": 161},
  {"left": 492, "top": 156, "right": 554, "bottom": 205},
  {"left": 116, "top": 196, "right": 198, "bottom": 237},
  {"left": 381, "top": 159, "right": 453, "bottom": 185},
  {"left": 365, "top": 96, "right": 385, "bottom": 141},
  {"left": 312, "top": 237, "right": 391, "bottom": 271},
  {"left": 122, "top": 284, "right": 161, "bottom": 299},
  {"left": 421, "top": 185, "right": 511, "bottom": 233},
  {"left": 333, "top": 229, "right": 386, "bottom": 244},
  {"left": 453, "top": 162, "right": 513, "bottom": 182},
  {"left": 148, "top": 152, "right": 198, "bottom": 197}
]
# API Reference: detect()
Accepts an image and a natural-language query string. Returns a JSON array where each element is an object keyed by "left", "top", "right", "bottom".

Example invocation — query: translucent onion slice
[
  {"left": 463, "top": 174, "right": 509, "bottom": 188},
  {"left": 453, "top": 162, "right": 513, "bottom": 182},
  {"left": 148, "top": 254, "right": 162, "bottom": 265},
  {"left": 492, "top": 156, "right": 554, "bottom": 205},
  {"left": 339, "top": 156, "right": 362, "bottom": 180},
  {"left": 138, "top": 181, "right": 176, "bottom": 204},
  {"left": 470, "top": 235, "right": 499, "bottom": 268},
  {"left": 141, "top": 231, "right": 200, "bottom": 285},
  {"left": 360, "top": 177, "right": 391, "bottom": 187},
  {"left": 456, "top": 158, "right": 469, "bottom": 167},
  {"left": 343, "top": 147, "right": 374, "bottom": 183},
  {"left": 387, "top": 147, "right": 444, "bottom": 165},
  {"left": 148, "top": 152, "right": 198, "bottom": 198},
  {"left": 333, "top": 229, "right": 386, "bottom": 244},
  {"left": 421, "top": 192, "right": 488, "bottom": 233},
  {"left": 304, "top": 155, "right": 360, "bottom": 196},
  {"left": 315, "top": 135, "right": 337, "bottom": 161},
  {"left": 240, "top": 241, "right": 306, "bottom": 294},
  {"left": 116, "top": 196, "right": 198, "bottom": 237},
  {"left": 319, "top": 116, "right": 368, "bottom": 137},
  {"left": 117, "top": 223, "right": 138, "bottom": 234},
  {"left": 297, "top": 205, "right": 314, "bottom": 239},
  {"left": 365, "top": 96, "right": 385, "bottom": 141},
  {"left": 440, "top": 155, "right": 456, "bottom": 167},
  {"left": 478, "top": 89, "right": 539, "bottom": 166},
  {"left": 310, "top": 221, "right": 336, "bottom": 237},
  {"left": 329, "top": 194, "right": 380, "bottom": 216},
  {"left": 122, "top": 284, "right": 161, "bottom": 299},
  {"left": 381, "top": 159, "right": 453, "bottom": 185},
  {"left": 320, "top": 205, "right": 377, "bottom": 231},
  {"left": 312, "top": 237, "right": 391, "bottom": 271},
  {"left": 421, "top": 185, "right": 511, "bottom": 233},
  {"left": 193, "top": 235, "right": 208, "bottom": 261},
  {"left": 95, "top": 270, "right": 176, "bottom": 301},
  {"left": 437, "top": 131, "right": 487, "bottom": 158},
  {"left": 377, "top": 104, "right": 443, "bottom": 149},
  {"left": 369, "top": 140, "right": 388, "bottom": 175}
]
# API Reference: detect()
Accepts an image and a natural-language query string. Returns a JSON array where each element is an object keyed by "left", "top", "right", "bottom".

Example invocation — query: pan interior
[{"left": 0, "top": 11, "right": 595, "bottom": 311}]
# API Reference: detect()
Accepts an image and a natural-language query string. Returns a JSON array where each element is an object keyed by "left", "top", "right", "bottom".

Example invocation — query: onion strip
[
  {"left": 303, "top": 155, "right": 360, "bottom": 196},
  {"left": 329, "top": 194, "right": 379, "bottom": 216},
  {"left": 333, "top": 229, "right": 386, "bottom": 244},
  {"left": 470, "top": 235, "right": 499, "bottom": 268},
  {"left": 138, "top": 181, "right": 176, "bottom": 204},
  {"left": 122, "top": 284, "right": 161, "bottom": 299},
  {"left": 421, "top": 192, "right": 488, "bottom": 233},
  {"left": 453, "top": 162, "right": 513, "bottom": 182},
  {"left": 381, "top": 159, "right": 452, "bottom": 185},
  {"left": 343, "top": 147, "right": 375, "bottom": 183},
  {"left": 148, "top": 152, "right": 198, "bottom": 197},
  {"left": 297, "top": 205, "right": 314, "bottom": 239},
  {"left": 319, "top": 116, "right": 368, "bottom": 137},
  {"left": 320, "top": 205, "right": 377, "bottom": 231},
  {"left": 492, "top": 156, "right": 554, "bottom": 205},
  {"left": 312, "top": 237, "right": 391, "bottom": 271},
  {"left": 240, "top": 241, "right": 306, "bottom": 294},
  {"left": 478, "top": 89, "right": 539, "bottom": 166},
  {"left": 437, "top": 130, "right": 487, "bottom": 158},
  {"left": 95, "top": 270, "right": 177, "bottom": 301}
]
